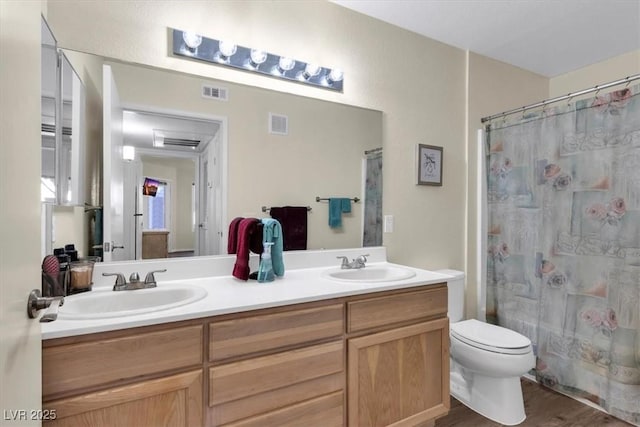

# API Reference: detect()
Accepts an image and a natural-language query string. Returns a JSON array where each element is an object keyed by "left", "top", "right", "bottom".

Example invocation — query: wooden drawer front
[
  {"left": 210, "top": 341, "right": 343, "bottom": 407},
  {"left": 44, "top": 370, "right": 203, "bottom": 427},
  {"left": 210, "top": 372, "right": 343, "bottom": 426},
  {"left": 209, "top": 303, "right": 344, "bottom": 362},
  {"left": 43, "top": 325, "right": 203, "bottom": 398},
  {"left": 222, "top": 391, "right": 344, "bottom": 427},
  {"left": 347, "top": 285, "right": 447, "bottom": 333}
]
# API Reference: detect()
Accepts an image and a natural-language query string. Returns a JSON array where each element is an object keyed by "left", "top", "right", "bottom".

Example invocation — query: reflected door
[{"left": 102, "top": 64, "right": 127, "bottom": 261}]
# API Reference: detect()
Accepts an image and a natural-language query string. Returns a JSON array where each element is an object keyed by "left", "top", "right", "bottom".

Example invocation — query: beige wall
[
  {"left": 550, "top": 50, "right": 640, "bottom": 97},
  {"left": 465, "top": 52, "right": 549, "bottom": 319},
  {"left": 51, "top": 205, "right": 86, "bottom": 256},
  {"left": 47, "top": 0, "right": 467, "bottom": 270}
]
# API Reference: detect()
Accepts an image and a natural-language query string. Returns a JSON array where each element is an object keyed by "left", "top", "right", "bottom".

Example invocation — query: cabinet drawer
[
  {"left": 347, "top": 285, "right": 447, "bottom": 333},
  {"left": 210, "top": 340, "right": 343, "bottom": 407},
  {"left": 222, "top": 391, "right": 344, "bottom": 427},
  {"left": 44, "top": 370, "right": 203, "bottom": 427},
  {"left": 209, "top": 303, "right": 344, "bottom": 362},
  {"left": 43, "top": 324, "right": 203, "bottom": 398}
]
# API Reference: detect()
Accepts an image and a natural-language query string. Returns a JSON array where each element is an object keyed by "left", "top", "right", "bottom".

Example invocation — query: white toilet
[{"left": 436, "top": 269, "right": 535, "bottom": 426}]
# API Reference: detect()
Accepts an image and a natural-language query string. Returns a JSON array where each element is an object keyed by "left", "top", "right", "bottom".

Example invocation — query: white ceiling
[
  {"left": 331, "top": 0, "right": 640, "bottom": 77},
  {"left": 122, "top": 110, "right": 220, "bottom": 153}
]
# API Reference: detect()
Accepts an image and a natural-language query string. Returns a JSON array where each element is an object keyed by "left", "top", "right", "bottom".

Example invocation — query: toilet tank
[{"left": 435, "top": 269, "right": 465, "bottom": 322}]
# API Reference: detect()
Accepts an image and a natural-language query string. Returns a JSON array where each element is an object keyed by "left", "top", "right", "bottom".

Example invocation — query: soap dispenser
[{"left": 257, "top": 242, "right": 275, "bottom": 283}]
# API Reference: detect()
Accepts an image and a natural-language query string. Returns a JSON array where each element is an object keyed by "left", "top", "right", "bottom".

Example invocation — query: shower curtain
[
  {"left": 363, "top": 151, "right": 383, "bottom": 247},
  {"left": 485, "top": 85, "right": 640, "bottom": 425}
]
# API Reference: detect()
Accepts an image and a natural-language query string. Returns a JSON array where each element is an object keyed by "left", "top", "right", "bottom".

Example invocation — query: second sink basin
[
  {"left": 58, "top": 284, "right": 207, "bottom": 320},
  {"left": 322, "top": 264, "right": 416, "bottom": 283}
]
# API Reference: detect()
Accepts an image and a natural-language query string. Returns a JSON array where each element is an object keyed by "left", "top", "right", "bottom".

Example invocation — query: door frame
[{"left": 121, "top": 103, "right": 228, "bottom": 257}]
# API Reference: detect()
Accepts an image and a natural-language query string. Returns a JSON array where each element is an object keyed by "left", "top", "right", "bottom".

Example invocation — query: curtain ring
[
  {"left": 567, "top": 95, "right": 574, "bottom": 107},
  {"left": 594, "top": 85, "right": 600, "bottom": 98}
]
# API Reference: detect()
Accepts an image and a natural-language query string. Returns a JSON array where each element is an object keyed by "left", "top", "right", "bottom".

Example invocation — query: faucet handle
[
  {"left": 102, "top": 272, "right": 126, "bottom": 285},
  {"left": 144, "top": 269, "right": 167, "bottom": 285},
  {"left": 336, "top": 256, "right": 349, "bottom": 268},
  {"left": 358, "top": 254, "right": 370, "bottom": 262}
]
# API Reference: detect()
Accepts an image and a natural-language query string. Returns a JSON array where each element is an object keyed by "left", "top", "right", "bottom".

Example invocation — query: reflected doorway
[{"left": 121, "top": 108, "right": 225, "bottom": 260}]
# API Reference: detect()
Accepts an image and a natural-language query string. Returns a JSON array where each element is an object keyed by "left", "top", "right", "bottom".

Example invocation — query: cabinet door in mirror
[
  {"left": 41, "top": 17, "right": 57, "bottom": 203},
  {"left": 57, "top": 52, "right": 86, "bottom": 206}
]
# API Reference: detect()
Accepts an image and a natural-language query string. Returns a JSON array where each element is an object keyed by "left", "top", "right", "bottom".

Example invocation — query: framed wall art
[{"left": 417, "top": 144, "right": 443, "bottom": 186}]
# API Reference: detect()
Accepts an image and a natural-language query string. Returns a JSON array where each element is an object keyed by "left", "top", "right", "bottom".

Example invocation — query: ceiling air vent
[
  {"left": 269, "top": 113, "right": 288, "bottom": 136},
  {"left": 163, "top": 137, "right": 201, "bottom": 149},
  {"left": 201, "top": 84, "right": 228, "bottom": 101}
]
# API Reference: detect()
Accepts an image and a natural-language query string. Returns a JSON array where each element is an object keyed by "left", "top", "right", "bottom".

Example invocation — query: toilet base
[{"left": 450, "top": 359, "right": 526, "bottom": 426}]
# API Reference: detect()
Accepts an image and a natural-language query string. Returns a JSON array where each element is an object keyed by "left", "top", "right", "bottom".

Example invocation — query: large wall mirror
[{"left": 46, "top": 47, "right": 383, "bottom": 262}]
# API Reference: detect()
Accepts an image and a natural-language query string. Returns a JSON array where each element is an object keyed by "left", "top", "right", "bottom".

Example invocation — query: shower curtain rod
[{"left": 481, "top": 73, "right": 640, "bottom": 123}]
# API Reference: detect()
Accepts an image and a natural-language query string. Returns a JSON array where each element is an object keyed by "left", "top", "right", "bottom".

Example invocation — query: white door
[
  {"left": 1, "top": 3, "right": 43, "bottom": 422},
  {"left": 102, "top": 64, "right": 128, "bottom": 261},
  {"left": 197, "top": 147, "right": 210, "bottom": 256},
  {"left": 197, "top": 138, "right": 221, "bottom": 256}
]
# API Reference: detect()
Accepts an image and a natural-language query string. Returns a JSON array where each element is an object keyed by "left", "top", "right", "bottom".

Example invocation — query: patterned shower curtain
[
  {"left": 485, "top": 85, "right": 640, "bottom": 425},
  {"left": 363, "top": 151, "right": 383, "bottom": 247}
]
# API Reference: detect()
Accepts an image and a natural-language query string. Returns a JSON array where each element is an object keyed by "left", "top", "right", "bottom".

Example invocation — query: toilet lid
[{"left": 451, "top": 319, "right": 532, "bottom": 354}]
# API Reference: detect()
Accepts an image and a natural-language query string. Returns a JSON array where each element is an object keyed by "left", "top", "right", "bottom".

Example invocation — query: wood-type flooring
[{"left": 434, "top": 378, "right": 633, "bottom": 427}]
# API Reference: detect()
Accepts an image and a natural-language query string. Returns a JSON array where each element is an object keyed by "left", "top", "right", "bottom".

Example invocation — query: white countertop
[{"left": 41, "top": 247, "right": 454, "bottom": 340}]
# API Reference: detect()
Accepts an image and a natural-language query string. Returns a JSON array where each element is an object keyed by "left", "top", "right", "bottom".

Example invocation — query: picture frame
[{"left": 417, "top": 144, "right": 443, "bottom": 186}]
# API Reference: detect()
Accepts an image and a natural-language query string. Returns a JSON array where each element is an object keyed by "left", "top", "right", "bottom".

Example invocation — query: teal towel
[
  {"left": 261, "top": 218, "right": 284, "bottom": 276},
  {"left": 329, "top": 198, "right": 351, "bottom": 228}
]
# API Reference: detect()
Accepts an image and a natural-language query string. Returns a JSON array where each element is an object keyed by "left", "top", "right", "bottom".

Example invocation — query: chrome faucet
[
  {"left": 103, "top": 269, "right": 167, "bottom": 291},
  {"left": 337, "top": 254, "right": 369, "bottom": 269}
]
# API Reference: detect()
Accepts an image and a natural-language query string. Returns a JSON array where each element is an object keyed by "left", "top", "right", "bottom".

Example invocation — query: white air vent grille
[
  {"left": 202, "top": 84, "right": 228, "bottom": 101},
  {"left": 269, "top": 113, "right": 288, "bottom": 135}
]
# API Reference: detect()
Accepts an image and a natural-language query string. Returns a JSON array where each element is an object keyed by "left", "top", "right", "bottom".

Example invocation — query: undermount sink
[
  {"left": 322, "top": 264, "right": 416, "bottom": 283},
  {"left": 58, "top": 284, "right": 207, "bottom": 320}
]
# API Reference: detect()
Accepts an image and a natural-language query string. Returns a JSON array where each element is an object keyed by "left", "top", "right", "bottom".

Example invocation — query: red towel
[
  {"left": 227, "top": 217, "right": 244, "bottom": 254},
  {"left": 232, "top": 218, "right": 260, "bottom": 280}
]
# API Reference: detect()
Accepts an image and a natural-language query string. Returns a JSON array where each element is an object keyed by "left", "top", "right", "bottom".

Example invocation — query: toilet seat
[{"left": 451, "top": 319, "right": 532, "bottom": 355}]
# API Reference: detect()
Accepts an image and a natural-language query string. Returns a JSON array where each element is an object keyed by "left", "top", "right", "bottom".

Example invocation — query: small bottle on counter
[{"left": 257, "top": 242, "right": 275, "bottom": 283}]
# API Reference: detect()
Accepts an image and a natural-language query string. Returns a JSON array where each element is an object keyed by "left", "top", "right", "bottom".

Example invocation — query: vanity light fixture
[
  {"left": 122, "top": 145, "right": 135, "bottom": 161},
  {"left": 171, "top": 28, "right": 344, "bottom": 92}
]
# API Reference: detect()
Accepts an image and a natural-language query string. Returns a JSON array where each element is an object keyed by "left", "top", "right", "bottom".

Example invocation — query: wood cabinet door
[
  {"left": 44, "top": 370, "right": 203, "bottom": 427},
  {"left": 348, "top": 319, "right": 449, "bottom": 427}
]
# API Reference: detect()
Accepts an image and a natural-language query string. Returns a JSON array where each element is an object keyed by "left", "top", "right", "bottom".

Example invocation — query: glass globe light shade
[
  {"left": 304, "top": 64, "right": 321, "bottom": 78},
  {"left": 219, "top": 41, "right": 237, "bottom": 57},
  {"left": 328, "top": 69, "right": 344, "bottom": 83},
  {"left": 250, "top": 49, "right": 268, "bottom": 65},
  {"left": 278, "top": 57, "right": 296, "bottom": 71},
  {"left": 182, "top": 32, "right": 202, "bottom": 49}
]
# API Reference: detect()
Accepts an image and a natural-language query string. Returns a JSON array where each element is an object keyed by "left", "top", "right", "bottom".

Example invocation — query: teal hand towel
[
  {"left": 261, "top": 218, "right": 284, "bottom": 276},
  {"left": 341, "top": 198, "right": 352, "bottom": 213},
  {"left": 329, "top": 198, "right": 351, "bottom": 228}
]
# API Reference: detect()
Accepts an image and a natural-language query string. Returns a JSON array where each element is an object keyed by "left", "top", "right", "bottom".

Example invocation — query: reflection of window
[
  {"left": 147, "top": 183, "right": 167, "bottom": 229},
  {"left": 41, "top": 177, "right": 56, "bottom": 202}
]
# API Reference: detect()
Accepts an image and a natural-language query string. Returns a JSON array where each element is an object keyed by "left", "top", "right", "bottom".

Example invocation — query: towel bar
[
  {"left": 315, "top": 196, "right": 360, "bottom": 203},
  {"left": 262, "top": 206, "right": 312, "bottom": 213}
]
